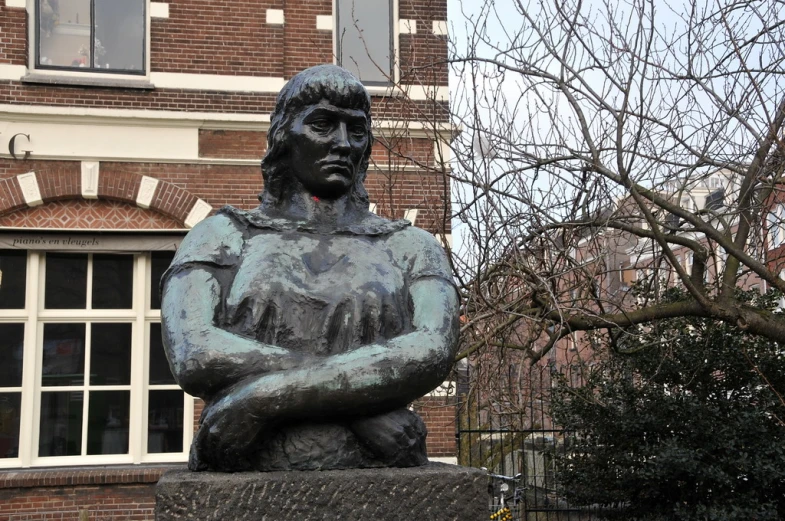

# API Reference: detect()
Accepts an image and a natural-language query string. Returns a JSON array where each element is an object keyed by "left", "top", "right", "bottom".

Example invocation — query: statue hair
[{"left": 260, "top": 64, "right": 373, "bottom": 206}]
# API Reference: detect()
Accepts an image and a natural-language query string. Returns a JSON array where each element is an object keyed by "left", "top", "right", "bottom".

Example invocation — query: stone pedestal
[{"left": 155, "top": 462, "right": 487, "bottom": 521}]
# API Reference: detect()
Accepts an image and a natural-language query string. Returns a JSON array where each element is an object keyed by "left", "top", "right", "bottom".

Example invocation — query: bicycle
[{"left": 483, "top": 468, "right": 524, "bottom": 520}]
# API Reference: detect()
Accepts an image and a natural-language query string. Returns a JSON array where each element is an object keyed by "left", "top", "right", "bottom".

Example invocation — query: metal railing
[{"left": 457, "top": 362, "right": 598, "bottom": 520}]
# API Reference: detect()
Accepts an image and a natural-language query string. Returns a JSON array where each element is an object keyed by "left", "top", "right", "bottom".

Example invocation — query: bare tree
[{"left": 443, "top": 0, "right": 785, "bottom": 363}]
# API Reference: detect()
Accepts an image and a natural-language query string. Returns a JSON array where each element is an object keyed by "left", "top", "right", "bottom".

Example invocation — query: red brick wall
[
  {"left": 0, "top": 198, "right": 184, "bottom": 229},
  {"left": 0, "top": 4, "right": 26, "bottom": 65},
  {"left": 0, "top": 159, "right": 450, "bottom": 233},
  {"left": 413, "top": 396, "right": 457, "bottom": 457},
  {"left": 198, "top": 130, "right": 268, "bottom": 159},
  {"left": 283, "top": 0, "right": 334, "bottom": 78},
  {"left": 150, "top": 1, "right": 283, "bottom": 76},
  {"left": 0, "top": 0, "right": 450, "bottom": 121},
  {"left": 0, "top": 1, "right": 455, "bottom": 517},
  {"left": 399, "top": 0, "right": 449, "bottom": 86},
  {"left": 197, "top": 130, "right": 436, "bottom": 166},
  {"left": 0, "top": 468, "right": 167, "bottom": 521}
]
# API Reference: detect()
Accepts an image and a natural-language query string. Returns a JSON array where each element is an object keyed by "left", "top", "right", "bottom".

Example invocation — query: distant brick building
[{"left": 0, "top": 0, "right": 453, "bottom": 518}]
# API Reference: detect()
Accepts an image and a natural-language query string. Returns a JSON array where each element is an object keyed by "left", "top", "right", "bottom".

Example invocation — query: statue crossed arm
[{"left": 160, "top": 65, "right": 459, "bottom": 472}]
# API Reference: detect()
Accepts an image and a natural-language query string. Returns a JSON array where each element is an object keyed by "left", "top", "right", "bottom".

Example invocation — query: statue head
[{"left": 260, "top": 64, "right": 373, "bottom": 206}]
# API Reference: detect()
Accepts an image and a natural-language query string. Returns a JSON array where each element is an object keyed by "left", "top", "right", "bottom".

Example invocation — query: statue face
[{"left": 286, "top": 99, "right": 370, "bottom": 199}]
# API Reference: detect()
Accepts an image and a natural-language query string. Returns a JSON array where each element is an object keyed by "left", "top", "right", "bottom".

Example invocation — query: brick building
[{"left": 0, "top": 0, "right": 455, "bottom": 518}]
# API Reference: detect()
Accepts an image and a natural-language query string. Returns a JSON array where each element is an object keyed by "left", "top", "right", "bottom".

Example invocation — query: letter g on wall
[{"left": 8, "top": 133, "right": 32, "bottom": 160}]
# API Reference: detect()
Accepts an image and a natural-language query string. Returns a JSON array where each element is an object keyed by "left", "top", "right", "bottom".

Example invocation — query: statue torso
[{"left": 222, "top": 230, "right": 412, "bottom": 356}]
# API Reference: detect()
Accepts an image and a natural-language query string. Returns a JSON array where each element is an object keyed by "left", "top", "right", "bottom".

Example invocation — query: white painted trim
[
  {"left": 369, "top": 203, "right": 377, "bottom": 214},
  {"left": 316, "top": 14, "right": 333, "bottom": 31},
  {"left": 432, "top": 20, "right": 448, "bottom": 36},
  {"left": 434, "top": 138, "right": 451, "bottom": 167},
  {"left": 17, "top": 172, "right": 43, "bottom": 207},
  {"left": 136, "top": 176, "right": 160, "bottom": 209},
  {"left": 404, "top": 208, "right": 419, "bottom": 225},
  {"left": 400, "top": 84, "right": 449, "bottom": 101},
  {"left": 150, "top": 2, "right": 170, "bottom": 18},
  {"left": 4, "top": 0, "right": 25, "bottom": 7},
  {"left": 399, "top": 19, "right": 417, "bottom": 34},
  {"left": 185, "top": 199, "right": 213, "bottom": 228},
  {"left": 0, "top": 64, "right": 26, "bottom": 81},
  {"left": 436, "top": 233, "right": 453, "bottom": 248},
  {"left": 393, "top": 0, "right": 400, "bottom": 85},
  {"left": 429, "top": 457, "right": 458, "bottom": 465},
  {"left": 425, "top": 381, "right": 456, "bottom": 397},
  {"left": 150, "top": 72, "right": 286, "bottom": 93},
  {"left": 0, "top": 104, "right": 270, "bottom": 128},
  {"left": 80, "top": 161, "right": 99, "bottom": 199},
  {"left": 0, "top": 104, "right": 453, "bottom": 135},
  {"left": 0, "top": 226, "right": 187, "bottom": 233},
  {"left": 0, "top": 120, "right": 198, "bottom": 161},
  {"left": 266, "top": 8, "right": 284, "bottom": 25}
]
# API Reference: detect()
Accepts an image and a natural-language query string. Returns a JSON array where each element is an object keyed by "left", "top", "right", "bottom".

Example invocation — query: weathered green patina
[{"left": 160, "top": 65, "right": 459, "bottom": 472}]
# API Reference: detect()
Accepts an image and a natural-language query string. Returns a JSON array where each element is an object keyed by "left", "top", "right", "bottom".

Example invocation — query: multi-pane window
[
  {"left": 37, "top": 0, "right": 146, "bottom": 74},
  {"left": 336, "top": 0, "right": 394, "bottom": 85},
  {"left": 0, "top": 249, "right": 190, "bottom": 468}
]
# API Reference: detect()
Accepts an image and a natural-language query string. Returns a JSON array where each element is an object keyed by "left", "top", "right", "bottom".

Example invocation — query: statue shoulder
[
  {"left": 389, "top": 225, "right": 445, "bottom": 254},
  {"left": 172, "top": 210, "right": 245, "bottom": 269},
  {"left": 386, "top": 226, "right": 451, "bottom": 281}
]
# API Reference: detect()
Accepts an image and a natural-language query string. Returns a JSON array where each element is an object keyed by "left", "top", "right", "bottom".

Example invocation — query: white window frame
[
  {"left": 0, "top": 250, "right": 192, "bottom": 469},
  {"left": 26, "top": 0, "right": 152, "bottom": 82},
  {"left": 333, "top": 0, "right": 400, "bottom": 89},
  {"left": 768, "top": 203, "right": 785, "bottom": 250}
]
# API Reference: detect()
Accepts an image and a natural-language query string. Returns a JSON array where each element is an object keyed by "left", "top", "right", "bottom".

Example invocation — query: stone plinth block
[{"left": 156, "top": 463, "right": 487, "bottom": 521}]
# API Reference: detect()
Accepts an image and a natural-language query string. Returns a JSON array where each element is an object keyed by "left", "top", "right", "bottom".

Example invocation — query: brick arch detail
[{"left": 0, "top": 169, "right": 204, "bottom": 227}]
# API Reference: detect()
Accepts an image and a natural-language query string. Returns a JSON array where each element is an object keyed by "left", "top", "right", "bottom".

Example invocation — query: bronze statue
[{"left": 161, "top": 65, "right": 459, "bottom": 472}]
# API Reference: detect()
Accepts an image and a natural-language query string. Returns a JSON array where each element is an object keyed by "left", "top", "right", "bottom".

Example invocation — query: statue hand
[
  {"left": 189, "top": 395, "right": 268, "bottom": 472},
  {"left": 349, "top": 408, "right": 428, "bottom": 466}
]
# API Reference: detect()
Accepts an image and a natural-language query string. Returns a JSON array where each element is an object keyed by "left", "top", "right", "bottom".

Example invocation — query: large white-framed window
[
  {"left": 335, "top": 0, "right": 397, "bottom": 86},
  {"left": 0, "top": 248, "right": 191, "bottom": 468},
  {"left": 30, "top": 0, "right": 149, "bottom": 78}
]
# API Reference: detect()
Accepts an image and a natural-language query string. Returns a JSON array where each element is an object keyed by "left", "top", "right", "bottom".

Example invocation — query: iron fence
[{"left": 457, "top": 361, "right": 599, "bottom": 521}]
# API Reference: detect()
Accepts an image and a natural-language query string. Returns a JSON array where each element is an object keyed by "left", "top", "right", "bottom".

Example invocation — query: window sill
[
  {"left": 21, "top": 73, "right": 155, "bottom": 90},
  {"left": 0, "top": 464, "right": 181, "bottom": 489},
  {"left": 365, "top": 85, "right": 400, "bottom": 97}
]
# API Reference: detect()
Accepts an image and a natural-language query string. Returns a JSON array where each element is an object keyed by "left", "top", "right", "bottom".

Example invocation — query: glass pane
[
  {"left": 337, "top": 0, "right": 392, "bottom": 84},
  {"left": 0, "top": 393, "right": 21, "bottom": 459},
  {"left": 39, "top": 391, "right": 83, "bottom": 457},
  {"left": 0, "top": 250, "right": 27, "bottom": 309},
  {"left": 38, "top": 0, "right": 92, "bottom": 69},
  {"left": 45, "top": 253, "right": 87, "bottom": 309},
  {"left": 90, "top": 323, "right": 132, "bottom": 385},
  {"left": 94, "top": 0, "right": 145, "bottom": 72},
  {"left": 42, "top": 323, "right": 86, "bottom": 386},
  {"left": 0, "top": 324, "right": 25, "bottom": 388},
  {"left": 150, "top": 251, "right": 175, "bottom": 310},
  {"left": 147, "top": 390, "right": 183, "bottom": 454},
  {"left": 86, "top": 390, "right": 129, "bottom": 455},
  {"left": 92, "top": 254, "right": 133, "bottom": 309},
  {"left": 149, "top": 323, "right": 175, "bottom": 385}
]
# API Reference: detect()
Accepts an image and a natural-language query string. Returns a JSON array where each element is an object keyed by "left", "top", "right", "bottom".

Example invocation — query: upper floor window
[
  {"left": 768, "top": 203, "right": 785, "bottom": 250},
  {"left": 37, "top": 0, "right": 146, "bottom": 75},
  {"left": 336, "top": 0, "right": 393, "bottom": 86}
]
